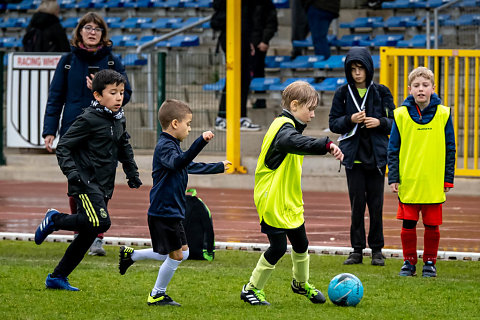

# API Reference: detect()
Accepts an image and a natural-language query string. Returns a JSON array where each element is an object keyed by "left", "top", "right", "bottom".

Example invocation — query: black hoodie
[
  {"left": 23, "top": 11, "right": 70, "bottom": 52},
  {"left": 329, "top": 47, "right": 395, "bottom": 170}
]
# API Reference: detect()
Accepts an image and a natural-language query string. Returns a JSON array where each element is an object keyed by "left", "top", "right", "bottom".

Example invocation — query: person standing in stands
[
  {"left": 210, "top": 0, "right": 261, "bottom": 131},
  {"left": 300, "top": 0, "right": 339, "bottom": 59},
  {"left": 22, "top": 0, "right": 70, "bottom": 52},
  {"left": 291, "top": 0, "right": 310, "bottom": 59},
  {"left": 329, "top": 47, "right": 395, "bottom": 266},
  {"left": 250, "top": 0, "right": 278, "bottom": 109},
  {"left": 42, "top": 12, "right": 132, "bottom": 256}
]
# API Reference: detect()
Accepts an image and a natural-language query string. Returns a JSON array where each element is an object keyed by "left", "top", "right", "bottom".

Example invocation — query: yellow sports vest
[
  {"left": 394, "top": 105, "right": 450, "bottom": 204},
  {"left": 254, "top": 117, "right": 304, "bottom": 229}
]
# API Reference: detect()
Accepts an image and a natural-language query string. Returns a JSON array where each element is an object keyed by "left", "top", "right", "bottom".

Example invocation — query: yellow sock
[
  {"left": 291, "top": 250, "right": 309, "bottom": 283},
  {"left": 248, "top": 253, "right": 275, "bottom": 290}
]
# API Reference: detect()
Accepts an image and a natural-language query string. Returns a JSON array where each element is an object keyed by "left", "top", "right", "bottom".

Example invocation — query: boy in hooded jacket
[{"left": 329, "top": 47, "right": 395, "bottom": 266}]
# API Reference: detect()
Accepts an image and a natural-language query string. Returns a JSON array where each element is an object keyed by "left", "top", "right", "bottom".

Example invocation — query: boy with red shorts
[{"left": 387, "top": 67, "right": 456, "bottom": 277}]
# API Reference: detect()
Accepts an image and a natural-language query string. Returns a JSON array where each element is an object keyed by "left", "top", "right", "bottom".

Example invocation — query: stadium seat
[
  {"left": 313, "top": 55, "right": 346, "bottom": 69},
  {"left": 336, "top": 35, "right": 370, "bottom": 47},
  {"left": 110, "top": 34, "right": 137, "bottom": 46},
  {"left": 119, "top": 17, "right": 153, "bottom": 29},
  {"left": 444, "top": 14, "right": 480, "bottom": 26},
  {"left": 396, "top": 34, "right": 442, "bottom": 48},
  {"left": 123, "top": 53, "right": 148, "bottom": 66},
  {"left": 339, "top": 17, "right": 383, "bottom": 29},
  {"left": 0, "top": 17, "right": 30, "bottom": 28},
  {"left": 279, "top": 55, "right": 325, "bottom": 69},
  {"left": 375, "top": 15, "right": 417, "bottom": 28},
  {"left": 203, "top": 78, "right": 225, "bottom": 91},
  {"left": 265, "top": 56, "right": 291, "bottom": 68},
  {"left": 124, "top": 35, "right": 159, "bottom": 47},
  {"left": 405, "top": 14, "right": 450, "bottom": 27},
  {"left": 312, "top": 77, "right": 347, "bottom": 92},
  {"left": 272, "top": 0, "right": 289, "bottom": 8},
  {"left": 269, "top": 78, "right": 315, "bottom": 91},
  {"left": 372, "top": 55, "right": 380, "bottom": 69},
  {"left": 382, "top": 0, "right": 426, "bottom": 9},
  {"left": 156, "top": 35, "right": 200, "bottom": 47},
  {"left": 184, "top": 0, "right": 212, "bottom": 8},
  {"left": 105, "top": 17, "right": 122, "bottom": 28},
  {"left": 102, "top": 0, "right": 127, "bottom": 8},
  {"left": 153, "top": 0, "right": 182, "bottom": 8},
  {"left": 124, "top": 0, "right": 155, "bottom": 8},
  {"left": 292, "top": 35, "right": 337, "bottom": 48},
  {"left": 250, "top": 77, "right": 281, "bottom": 91},
  {"left": 357, "top": 34, "right": 404, "bottom": 47},
  {"left": 142, "top": 18, "right": 182, "bottom": 29},
  {"left": 171, "top": 17, "right": 205, "bottom": 29},
  {"left": 0, "top": 37, "right": 20, "bottom": 48},
  {"left": 61, "top": 17, "right": 80, "bottom": 28},
  {"left": 7, "top": 0, "right": 39, "bottom": 10}
]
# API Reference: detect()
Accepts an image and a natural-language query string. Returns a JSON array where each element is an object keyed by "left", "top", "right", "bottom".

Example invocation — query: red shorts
[{"left": 396, "top": 202, "right": 443, "bottom": 226}]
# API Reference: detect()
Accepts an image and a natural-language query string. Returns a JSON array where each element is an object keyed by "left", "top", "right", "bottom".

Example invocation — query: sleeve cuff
[
  {"left": 326, "top": 141, "right": 332, "bottom": 152},
  {"left": 444, "top": 182, "right": 454, "bottom": 188}
]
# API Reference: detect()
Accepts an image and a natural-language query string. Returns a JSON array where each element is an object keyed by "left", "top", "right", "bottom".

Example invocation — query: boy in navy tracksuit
[
  {"left": 119, "top": 99, "right": 230, "bottom": 306},
  {"left": 329, "top": 47, "right": 395, "bottom": 266},
  {"left": 34, "top": 69, "right": 142, "bottom": 291}
]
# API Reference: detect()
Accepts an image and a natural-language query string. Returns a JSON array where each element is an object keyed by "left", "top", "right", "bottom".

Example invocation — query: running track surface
[{"left": 0, "top": 181, "right": 479, "bottom": 252}]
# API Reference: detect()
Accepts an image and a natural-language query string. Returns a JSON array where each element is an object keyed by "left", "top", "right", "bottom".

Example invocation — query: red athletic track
[{"left": 1, "top": 181, "right": 479, "bottom": 252}]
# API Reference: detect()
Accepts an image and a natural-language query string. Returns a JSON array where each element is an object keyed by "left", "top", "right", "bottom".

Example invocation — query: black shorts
[
  {"left": 74, "top": 193, "right": 111, "bottom": 229},
  {"left": 148, "top": 216, "right": 187, "bottom": 255}
]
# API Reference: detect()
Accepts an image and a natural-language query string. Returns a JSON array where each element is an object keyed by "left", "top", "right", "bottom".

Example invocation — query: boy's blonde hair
[
  {"left": 158, "top": 99, "right": 192, "bottom": 130},
  {"left": 281, "top": 81, "right": 319, "bottom": 110},
  {"left": 408, "top": 66, "right": 435, "bottom": 86}
]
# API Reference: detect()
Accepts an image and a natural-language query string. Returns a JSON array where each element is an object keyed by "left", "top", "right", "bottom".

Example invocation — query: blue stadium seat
[
  {"left": 292, "top": 35, "right": 337, "bottom": 48},
  {"left": 7, "top": 0, "right": 39, "bottom": 10},
  {"left": 124, "top": 35, "right": 159, "bottom": 47},
  {"left": 61, "top": 17, "right": 80, "bottom": 28},
  {"left": 124, "top": 0, "right": 155, "bottom": 8},
  {"left": 336, "top": 35, "right": 370, "bottom": 47},
  {"left": 265, "top": 56, "right": 291, "bottom": 68},
  {"left": 313, "top": 55, "right": 346, "bottom": 69},
  {"left": 382, "top": 0, "right": 426, "bottom": 9},
  {"left": 312, "top": 78, "right": 347, "bottom": 92},
  {"left": 250, "top": 77, "right": 281, "bottom": 91},
  {"left": 171, "top": 17, "right": 204, "bottom": 29},
  {"left": 273, "top": 0, "right": 289, "bottom": 8},
  {"left": 184, "top": 0, "right": 212, "bottom": 8},
  {"left": 358, "top": 34, "right": 404, "bottom": 47},
  {"left": 376, "top": 15, "right": 417, "bottom": 28},
  {"left": 59, "top": 0, "right": 76, "bottom": 8},
  {"left": 110, "top": 35, "right": 137, "bottom": 46},
  {"left": 279, "top": 55, "right": 325, "bottom": 69},
  {"left": 156, "top": 35, "right": 200, "bottom": 47},
  {"left": 0, "top": 37, "right": 20, "bottom": 48},
  {"left": 154, "top": 0, "right": 182, "bottom": 8},
  {"left": 372, "top": 55, "right": 380, "bottom": 69},
  {"left": 120, "top": 17, "right": 153, "bottom": 29},
  {"left": 405, "top": 14, "right": 450, "bottom": 27},
  {"left": 269, "top": 78, "right": 315, "bottom": 91},
  {"left": 105, "top": 17, "right": 122, "bottom": 28},
  {"left": 0, "top": 17, "right": 30, "bottom": 28},
  {"left": 458, "top": 0, "right": 480, "bottom": 7},
  {"left": 422, "top": 0, "right": 450, "bottom": 8},
  {"left": 142, "top": 18, "right": 182, "bottom": 29},
  {"left": 123, "top": 53, "right": 148, "bottom": 66},
  {"left": 444, "top": 14, "right": 480, "bottom": 26},
  {"left": 203, "top": 78, "right": 225, "bottom": 91},
  {"left": 102, "top": 0, "right": 127, "bottom": 8},
  {"left": 339, "top": 17, "right": 383, "bottom": 29},
  {"left": 396, "top": 34, "right": 442, "bottom": 48}
]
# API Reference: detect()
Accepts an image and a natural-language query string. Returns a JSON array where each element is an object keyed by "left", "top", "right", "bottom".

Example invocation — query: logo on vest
[
  {"left": 99, "top": 208, "right": 108, "bottom": 218},
  {"left": 417, "top": 127, "right": 432, "bottom": 130}
]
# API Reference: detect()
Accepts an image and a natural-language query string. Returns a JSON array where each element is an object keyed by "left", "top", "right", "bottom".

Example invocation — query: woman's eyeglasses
[{"left": 83, "top": 25, "right": 104, "bottom": 33}]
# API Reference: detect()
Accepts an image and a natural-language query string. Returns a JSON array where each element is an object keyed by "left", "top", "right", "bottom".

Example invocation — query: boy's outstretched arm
[{"left": 329, "top": 143, "right": 344, "bottom": 161}]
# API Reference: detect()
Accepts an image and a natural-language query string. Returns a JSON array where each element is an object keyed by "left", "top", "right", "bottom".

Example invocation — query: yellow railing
[{"left": 380, "top": 47, "right": 480, "bottom": 177}]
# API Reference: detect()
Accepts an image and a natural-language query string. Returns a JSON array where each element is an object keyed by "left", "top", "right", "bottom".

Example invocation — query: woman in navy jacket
[{"left": 41, "top": 12, "right": 132, "bottom": 255}]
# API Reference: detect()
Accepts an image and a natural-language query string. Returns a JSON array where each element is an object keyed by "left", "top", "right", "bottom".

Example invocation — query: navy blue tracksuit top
[{"left": 148, "top": 132, "right": 224, "bottom": 219}]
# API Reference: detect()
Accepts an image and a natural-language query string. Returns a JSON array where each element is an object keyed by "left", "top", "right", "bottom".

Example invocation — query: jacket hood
[
  {"left": 30, "top": 12, "right": 61, "bottom": 29},
  {"left": 344, "top": 47, "right": 374, "bottom": 86},
  {"left": 402, "top": 93, "right": 442, "bottom": 109}
]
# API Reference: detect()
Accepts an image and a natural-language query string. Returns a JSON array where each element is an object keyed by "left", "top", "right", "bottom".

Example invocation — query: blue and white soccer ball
[{"left": 328, "top": 273, "right": 364, "bottom": 307}]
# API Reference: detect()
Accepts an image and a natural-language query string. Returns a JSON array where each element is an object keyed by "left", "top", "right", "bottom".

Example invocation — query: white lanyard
[{"left": 347, "top": 81, "right": 372, "bottom": 112}]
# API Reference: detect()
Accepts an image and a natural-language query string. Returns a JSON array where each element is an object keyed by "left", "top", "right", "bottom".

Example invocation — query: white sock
[
  {"left": 182, "top": 249, "right": 189, "bottom": 261},
  {"left": 131, "top": 248, "right": 167, "bottom": 262},
  {"left": 152, "top": 257, "right": 182, "bottom": 296}
]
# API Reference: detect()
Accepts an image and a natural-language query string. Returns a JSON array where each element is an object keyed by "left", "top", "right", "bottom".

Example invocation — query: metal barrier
[{"left": 380, "top": 47, "right": 480, "bottom": 177}]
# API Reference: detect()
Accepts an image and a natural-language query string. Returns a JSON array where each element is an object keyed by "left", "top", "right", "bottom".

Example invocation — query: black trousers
[
  {"left": 51, "top": 193, "right": 111, "bottom": 277},
  {"left": 263, "top": 223, "right": 309, "bottom": 265},
  {"left": 345, "top": 164, "right": 385, "bottom": 252}
]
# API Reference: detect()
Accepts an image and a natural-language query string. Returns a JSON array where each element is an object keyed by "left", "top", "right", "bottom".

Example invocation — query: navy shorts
[{"left": 148, "top": 216, "right": 187, "bottom": 255}]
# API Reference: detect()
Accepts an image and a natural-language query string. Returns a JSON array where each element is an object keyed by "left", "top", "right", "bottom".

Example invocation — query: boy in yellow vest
[
  {"left": 387, "top": 67, "right": 456, "bottom": 277},
  {"left": 240, "top": 81, "right": 344, "bottom": 305}
]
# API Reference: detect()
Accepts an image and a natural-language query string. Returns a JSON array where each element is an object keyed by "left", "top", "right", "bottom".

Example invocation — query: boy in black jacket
[
  {"left": 34, "top": 69, "right": 142, "bottom": 291},
  {"left": 329, "top": 47, "right": 395, "bottom": 266}
]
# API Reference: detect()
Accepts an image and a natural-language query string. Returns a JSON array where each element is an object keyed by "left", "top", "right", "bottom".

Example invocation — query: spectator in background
[
  {"left": 22, "top": 0, "right": 70, "bottom": 52},
  {"left": 42, "top": 12, "right": 132, "bottom": 256},
  {"left": 291, "top": 0, "right": 310, "bottom": 59},
  {"left": 300, "top": 0, "right": 339, "bottom": 59},
  {"left": 251, "top": 0, "right": 278, "bottom": 109},
  {"left": 211, "top": 0, "right": 261, "bottom": 131}
]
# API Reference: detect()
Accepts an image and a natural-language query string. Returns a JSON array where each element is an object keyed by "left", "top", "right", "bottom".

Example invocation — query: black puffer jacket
[
  {"left": 23, "top": 12, "right": 70, "bottom": 52},
  {"left": 251, "top": 0, "right": 278, "bottom": 46},
  {"left": 56, "top": 102, "right": 139, "bottom": 198},
  {"left": 329, "top": 47, "right": 395, "bottom": 170}
]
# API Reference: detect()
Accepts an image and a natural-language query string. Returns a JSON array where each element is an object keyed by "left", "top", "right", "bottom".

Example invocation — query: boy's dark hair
[
  {"left": 92, "top": 69, "right": 126, "bottom": 95},
  {"left": 158, "top": 99, "right": 192, "bottom": 130}
]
